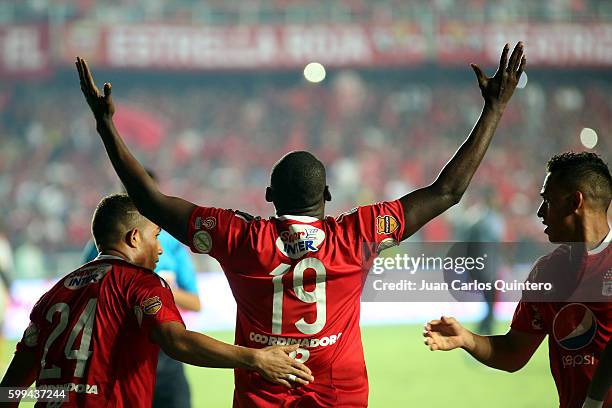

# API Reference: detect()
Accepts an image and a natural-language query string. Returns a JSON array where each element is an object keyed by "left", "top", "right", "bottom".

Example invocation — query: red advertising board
[{"left": 0, "top": 25, "right": 49, "bottom": 77}]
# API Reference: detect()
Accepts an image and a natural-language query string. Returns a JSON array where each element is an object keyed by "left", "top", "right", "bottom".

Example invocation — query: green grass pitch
[{"left": 2, "top": 323, "right": 557, "bottom": 407}]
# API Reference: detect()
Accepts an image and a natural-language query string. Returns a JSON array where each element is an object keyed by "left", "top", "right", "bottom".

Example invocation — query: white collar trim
[
  {"left": 94, "top": 254, "right": 125, "bottom": 262},
  {"left": 275, "top": 215, "right": 320, "bottom": 223},
  {"left": 588, "top": 227, "right": 612, "bottom": 256}
]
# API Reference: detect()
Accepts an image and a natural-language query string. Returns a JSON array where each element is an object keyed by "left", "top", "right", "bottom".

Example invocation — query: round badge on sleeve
[{"left": 193, "top": 230, "right": 213, "bottom": 254}]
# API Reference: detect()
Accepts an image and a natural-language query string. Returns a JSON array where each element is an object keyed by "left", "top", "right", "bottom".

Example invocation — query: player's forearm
[
  {"left": 171, "top": 288, "right": 201, "bottom": 312},
  {"left": 95, "top": 117, "right": 160, "bottom": 218},
  {"left": 433, "top": 104, "right": 503, "bottom": 200},
  {"left": 462, "top": 332, "right": 526, "bottom": 372},
  {"left": 167, "top": 329, "right": 258, "bottom": 369},
  {"left": 587, "top": 340, "right": 612, "bottom": 401}
]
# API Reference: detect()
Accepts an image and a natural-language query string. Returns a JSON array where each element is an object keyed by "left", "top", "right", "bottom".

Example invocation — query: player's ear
[
  {"left": 324, "top": 186, "right": 331, "bottom": 202},
  {"left": 125, "top": 228, "right": 139, "bottom": 248},
  {"left": 265, "top": 186, "right": 274, "bottom": 203},
  {"left": 571, "top": 190, "right": 584, "bottom": 213}
]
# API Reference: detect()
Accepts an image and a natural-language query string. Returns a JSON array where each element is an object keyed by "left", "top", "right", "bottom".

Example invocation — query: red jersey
[
  {"left": 16, "top": 255, "right": 184, "bottom": 408},
  {"left": 188, "top": 201, "right": 405, "bottom": 407},
  {"left": 511, "top": 230, "right": 612, "bottom": 408}
]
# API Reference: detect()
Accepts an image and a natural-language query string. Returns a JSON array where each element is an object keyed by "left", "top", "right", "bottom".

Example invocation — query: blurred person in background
[
  {"left": 464, "top": 188, "right": 506, "bottom": 334},
  {"left": 76, "top": 40, "right": 525, "bottom": 407},
  {"left": 425, "top": 152, "right": 612, "bottom": 408},
  {"left": 81, "top": 169, "right": 200, "bottom": 408},
  {"left": 0, "top": 194, "right": 313, "bottom": 407}
]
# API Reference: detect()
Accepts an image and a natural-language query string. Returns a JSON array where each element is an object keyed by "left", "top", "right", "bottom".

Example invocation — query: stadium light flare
[
  {"left": 579, "top": 127, "right": 598, "bottom": 149},
  {"left": 304, "top": 62, "right": 326, "bottom": 83}
]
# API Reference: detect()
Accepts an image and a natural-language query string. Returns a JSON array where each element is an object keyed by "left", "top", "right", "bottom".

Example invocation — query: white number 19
[{"left": 269, "top": 258, "right": 326, "bottom": 335}]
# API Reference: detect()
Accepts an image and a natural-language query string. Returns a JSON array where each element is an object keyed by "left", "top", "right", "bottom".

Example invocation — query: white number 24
[{"left": 39, "top": 298, "right": 97, "bottom": 380}]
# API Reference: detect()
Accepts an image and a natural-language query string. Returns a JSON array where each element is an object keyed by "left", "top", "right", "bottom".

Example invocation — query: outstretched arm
[
  {"left": 583, "top": 339, "right": 612, "bottom": 407},
  {"left": 76, "top": 57, "right": 195, "bottom": 246},
  {"left": 152, "top": 321, "right": 313, "bottom": 388},
  {"left": 423, "top": 315, "right": 544, "bottom": 372},
  {"left": 399, "top": 42, "right": 526, "bottom": 240}
]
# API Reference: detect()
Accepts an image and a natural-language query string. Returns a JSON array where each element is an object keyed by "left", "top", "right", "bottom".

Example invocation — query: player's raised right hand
[
  {"left": 423, "top": 316, "right": 472, "bottom": 351},
  {"left": 253, "top": 344, "right": 314, "bottom": 388},
  {"left": 76, "top": 56, "right": 115, "bottom": 121}
]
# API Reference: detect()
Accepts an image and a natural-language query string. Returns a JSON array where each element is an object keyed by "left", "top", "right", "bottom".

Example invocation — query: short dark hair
[
  {"left": 547, "top": 152, "right": 612, "bottom": 211},
  {"left": 91, "top": 194, "right": 147, "bottom": 249},
  {"left": 270, "top": 151, "right": 326, "bottom": 209}
]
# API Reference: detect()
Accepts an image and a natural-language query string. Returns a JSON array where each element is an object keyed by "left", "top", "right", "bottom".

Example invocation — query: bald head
[
  {"left": 92, "top": 194, "right": 148, "bottom": 250},
  {"left": 268, "top": 151, "right": 328, "bottom": 211}
]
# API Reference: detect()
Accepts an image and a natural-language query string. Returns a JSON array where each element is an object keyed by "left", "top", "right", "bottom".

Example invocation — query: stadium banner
[
  {"left": 0, "top": 25, "right": 50, "bottom": 77},
  {"left": 59, "top": 23, "right": 427, "bottom": 69},
  {"left": 55, "top": 22, "right": 612, "bottom": 70},
  {"left": 439, "top": 22, "right": 612, "bottom": 68}
]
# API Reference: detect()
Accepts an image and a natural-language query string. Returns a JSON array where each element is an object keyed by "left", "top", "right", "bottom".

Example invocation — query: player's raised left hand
[
  {"left": 253, "top": 344, "right": 314, "bottom": 388},
  {"left": 76, "top": 56, "right": 115, "bottom": 121},
  {"left": 471, "top": 41, "right": 526, "bottom": 111},
  {"left": 423, "top": 316, "right": 473, "bottom": 351}
]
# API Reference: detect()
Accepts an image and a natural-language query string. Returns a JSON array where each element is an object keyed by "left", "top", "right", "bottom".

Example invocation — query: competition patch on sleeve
[
  {"left": 23, "top": 322, "right": 39, "bottom": 347},
  {"left": 195, "top": 216, "right": 216, "bottom": 230},
  {"left": 377, "top": 237, "right": 399, "bottom": 253},
  {"left": 142, "top": 296, "right": 162, "bottom": 315},
  {"left": 193, "top": 230, "right": 212, "bottom": 253},
  {"left": 376, "top": 215, "right": 399, "bottom": 235},
  {"left": 603, "top": 269, "right": 612, "bottom": 296}
]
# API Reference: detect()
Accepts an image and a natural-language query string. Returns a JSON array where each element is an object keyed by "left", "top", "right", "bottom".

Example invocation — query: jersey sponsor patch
[
  {"left": 64, "top": 264, "right": 111, "bottom": 290},
  {"left": 23, "top": 322, "right": 39, "bottom": 347},
  {"left": 376, "top": 215, "right": 398, "bottom": 235},
  {"left": 552, "top": 303, "right": 598, "bottom": 350},
  {"left": 193, "top": 230, "right": 212, "bottom": 253},
  {"left": 276, "top": 224, "right": 325, "bottom": 259},
  {"left": 142, "top": 296, "right": 162, "bottom": 315},
  {"left": 603, "top": 269, "right": 612, "bottom": 296}
]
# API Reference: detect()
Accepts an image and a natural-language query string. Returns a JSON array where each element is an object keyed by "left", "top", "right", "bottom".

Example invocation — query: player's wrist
[{"left": 483, "top": 101, "right": 505, "bottom": 116}]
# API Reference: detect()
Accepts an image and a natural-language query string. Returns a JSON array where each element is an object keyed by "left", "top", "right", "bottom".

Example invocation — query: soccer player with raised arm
[
  {"left": 76, "top": 42, "right": 525, "bottom": 407},
  {"left": 0, "top": 194, "right": 312, "bottom": 407},
  {"left": 424, "top": 152, "right": 612, "bottom": 408}
]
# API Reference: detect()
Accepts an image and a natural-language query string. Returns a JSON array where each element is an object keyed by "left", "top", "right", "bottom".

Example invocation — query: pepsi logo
[{"left": 552, "top": 303, "right": 598, "bottom": 351}]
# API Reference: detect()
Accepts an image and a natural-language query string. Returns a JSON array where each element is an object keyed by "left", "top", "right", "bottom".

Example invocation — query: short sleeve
[
  {"left": 15, "top": 294, "right": 47, "bottom": 354},
  {"left": 187, "top": 206, "right": 250, "bottom": 263},
  {"left": 338, "top": 200, "right": 405, "bottom": 253},
  {"left": 128, "top": 271, "right": 185, "bottom": 335},
  {"left": 510, "top": 301, "right": 546, "bottom": 334}
]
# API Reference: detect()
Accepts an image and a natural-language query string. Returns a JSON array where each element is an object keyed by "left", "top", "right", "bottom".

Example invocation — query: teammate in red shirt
[
  {"left": 424, "top": 152, "right": 612, "bottom": 408},
  {"left": 75, "top": 41, "right": 525, "bottom": 407},
  {"left": 0, "top": 194, "right": 312, "bottom": 407}
]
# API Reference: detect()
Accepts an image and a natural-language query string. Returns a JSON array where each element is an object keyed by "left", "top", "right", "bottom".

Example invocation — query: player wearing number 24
[
  {"left": 75, "top": 42, "right": 525, "bottom": 407},
  {"left": 0, "top": 194, "right": 313, "bottom": 408}
]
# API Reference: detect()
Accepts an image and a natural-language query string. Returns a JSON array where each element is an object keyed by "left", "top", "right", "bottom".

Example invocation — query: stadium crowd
[
  {"left": 1, "top": 69, "right": 609, "bottom": 277},
  {"left": 6, "top": 0, "right": 612, "bottom": 24}
]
